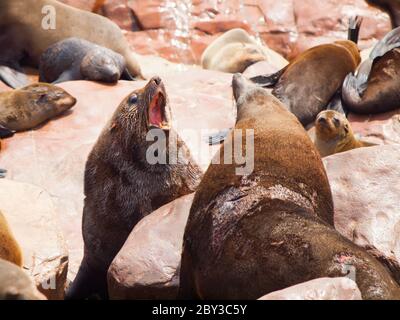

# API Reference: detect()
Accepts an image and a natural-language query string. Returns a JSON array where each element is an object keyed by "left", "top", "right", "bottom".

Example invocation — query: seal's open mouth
[{"left": 147, "top": 78, "right": 170, "bottom": 131}]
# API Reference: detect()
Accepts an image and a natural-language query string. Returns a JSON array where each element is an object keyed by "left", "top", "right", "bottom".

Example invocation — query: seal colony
[
  {"left": 0, "top": 0, "right": 143, "bottom": 88},
  {"left": 178, "top": 74, "right": 400, "bottom": 300},
  {"left": 66, "top": 77, "right": 202, "bottom": 300}
]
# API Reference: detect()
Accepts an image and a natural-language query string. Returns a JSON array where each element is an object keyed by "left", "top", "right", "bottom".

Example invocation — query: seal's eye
[{"left": 129, "top": 94, "right": 138, "bottom": 105}]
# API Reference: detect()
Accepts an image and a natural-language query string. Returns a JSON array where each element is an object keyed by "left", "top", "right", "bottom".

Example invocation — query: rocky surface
[
  {"left": 259, "top": 277, "right": 362, "bottom": 300},
  {"left": 324, "top": 145, "right": 400, "bottom": 283},
  {"left": 108, "top": 193, "right": 194, "bottom": 300},
  {"left": 60, "top": 0, "right": 391, "bottom": 64},
  {"left": 0, "top": 179, "right": 68, "bottom": 300}
]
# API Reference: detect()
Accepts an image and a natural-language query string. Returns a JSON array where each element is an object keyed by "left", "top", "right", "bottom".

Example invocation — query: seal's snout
[
  {"left": 152, "top": 77, "right": 162, "bottom": 86},
  {"left": 145, "top": 77, "right": 170, "bottom": 131}
]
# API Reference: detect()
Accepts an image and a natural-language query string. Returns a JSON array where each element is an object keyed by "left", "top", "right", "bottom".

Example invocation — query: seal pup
[
  {"left": 0, "top": 211, "right": 22, "bottom": 267},
  {"left": 311, "top": 110, "right": 376, "bottom": 157},
  {"left": 201, "top": 28, "right": 288, "bottom": 74},
  {"left": 0, "top": 259, "right": 46, "bottom": 300},
  {"left": 0, "top": 83, "right": 76, "bottom": 132},
  {"left": 66, "top": 77, "right": 202, "bottom": 300},
  {"left": 366, "top": 0, "right": 400, "bottom": 28},
  {"left": 39, "top": 38, "right": 135, "bottom": 84},
  {"left": 179, "top": 73, "right": 400, "bottom": 300},
  {"left": 250, "top": 17, "right": 362, "bottom": 126},
  {"left": 0, "top": 0, "right": 143, "bottom": 88},
  {"left": 342, "top": 27, "right": 400, "bottom": 114}
]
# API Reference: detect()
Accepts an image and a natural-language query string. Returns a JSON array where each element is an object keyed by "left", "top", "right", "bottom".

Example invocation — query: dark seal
[
  {"left": 39, "top": 38, "right": 135, "bottom": 84},
  {"left": 66, "top": 77, "right": 203, "bottom": 300},
  {"left": 178, "top": 73, "right": 400, "bottom": 300}
]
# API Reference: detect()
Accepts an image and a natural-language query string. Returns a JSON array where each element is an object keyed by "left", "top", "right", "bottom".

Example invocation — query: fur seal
[
  {"left": 250, "top": 18, "right": 362, "bottom": 126},
  {"left": 0, "top": 0, "right": 143, "bottom": 88},
  {"left": 0, "top": 83, "right": 76, "bottom": 132},
  {"left": 39, "top": 38, "right": 135, "bottom": 84},
  {"left": 366, "top": 0, "right": 400, "bottom": 28},
  {"left": 342, "top": 27, "right": 400, "bottom": 114},
  {"left": 201, "top": 28, "right": 288, "bottom": 74},
  {"left": 0, "top": 259, "right": 46, "bottom": 300},
  {"left": 0, "top": 211, "right": 22, "bottom": 267},
  {"left": 66, "top": 77, "right": 202, "bottom": 300},
  {"left": 312, "top": 110, "right": 376, "bottom": 157},
  {"left": 179, "top": 73, "right": 400, "bottom": 300}
]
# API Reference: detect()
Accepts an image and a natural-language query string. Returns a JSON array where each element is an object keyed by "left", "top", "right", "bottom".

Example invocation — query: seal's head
[
  {"left": 110, "top": 77, "right": 171, "bottom": 148},
  {"left": 80, "top": 48, "right": 126, "bottom": 83},
  {"left": 315, "top": 110, "right": 351, "bottom": 142},
  {"left": 19, "top": 83, "right": 77, "bottom": 115},
  {"left": 232, "top": 73, "right": 270, "bottom": 107}
]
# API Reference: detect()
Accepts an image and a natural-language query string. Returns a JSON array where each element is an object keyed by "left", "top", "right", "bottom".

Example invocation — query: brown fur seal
[
  {"left": 0, "top": 0, "right": 143, "bottom": 88},
  {"left": 366, "top": 0, "right": 400, "bottom": 28},
  {"left": 178, "top": 73, "right": 400, "bottom": 300},
  {"left": 342, "top": 27, "right": 400, "bottom": 114},
  {"left": 201, "top": 28, "right": 288, "bottom": 74},
  {"left": 312, "top": 110, "right": 376, "bottom": 157},
  {"left": 0, "top": 83, "right": 76, "bottom": 132},
  {"left": 0, "top": 211, "right": 22, "bottom": 266},
  {"left": 66, "top": 77, "right": 202, "bottom": 300},
  {"left": 250, "top": 18, "right": 362, "bottom": 126},
  {"left": 0, "top": 259, "right": 46, "bottom": 300},
  {"left": 39, "top": 38, "right": 135, "bottom": 84}
]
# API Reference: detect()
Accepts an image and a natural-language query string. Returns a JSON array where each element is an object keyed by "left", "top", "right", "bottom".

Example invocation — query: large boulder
[
  {"left": 108, "top": 194, "right": 194, "bottom": 299},
  {"left": 324, "top": 145, "right": 400, "bottom": 283},
  {"left": 259, "top": 277, "right": 362, "bottom": 300},
  {"left": 0, "top": 179, "right": 68, "bottom": 300}
]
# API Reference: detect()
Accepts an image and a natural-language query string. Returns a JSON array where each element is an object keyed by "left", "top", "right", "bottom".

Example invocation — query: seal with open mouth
[{"left": 66, "top": 77, "right": 202, "bottom": 300}]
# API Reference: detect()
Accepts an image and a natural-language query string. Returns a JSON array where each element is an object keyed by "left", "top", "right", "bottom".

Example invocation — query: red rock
[
  {"left": 58, "top": 0, "right": 97, "bottom": 11},
  {"left": 259, "top": 277, "right": 362, "bottom": 300},
  {"left": 108, "top": 194, "right": 194, "bottom": 299},
  {"left": 102, "top": 0, "right": 139, "bottom": 31},
  {"left": 324, "top": 145, "right": 400, "bottom": 283}
]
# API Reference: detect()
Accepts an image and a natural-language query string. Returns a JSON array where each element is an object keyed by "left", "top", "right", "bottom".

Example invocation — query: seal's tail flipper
[
  {"left": 0, "top": 125, "right": 15, "bottom": 139},
  {"left": 249, "top": 67, "right": 286, "bottom": 88},
  {"left": 370, "top": 26, "right": 400, "bottom": 60},
  {"left": 0, "top": 65, "right": 30, "bottom": 89},
  {"left": 204, "top": 129, "right": 231, "bottom": 145},
  {"left": 348, "top": 16, "right": 363, "bottom": 44},
  {"left": 0, "top": 169, "right": 6, "bottom": 179}
]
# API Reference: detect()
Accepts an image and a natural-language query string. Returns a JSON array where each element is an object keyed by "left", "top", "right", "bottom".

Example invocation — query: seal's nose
[{"left": 152, "top": 77, "right": 162, "bottom": 86}]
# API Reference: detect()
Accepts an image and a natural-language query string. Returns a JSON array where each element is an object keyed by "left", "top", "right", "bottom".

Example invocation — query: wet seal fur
[
  {"left": 39, "top": 38, "right": 135, "bottom": 84},
  {"left": 0, "top": 0, "right": 143, "bottom": 88},
  {"left": 66, "top": 77, "right": 202, "bottom": 300},
  {"left": 312, "top": 110, "right": 376, "bottom": 157},
  {"left": 342, "top": 27, "right": 400, "bottom": 114},
  {"left": 0, "top": 83, "right": 76, "bottom": 132},
  {"left": 0, "top": 258, "right": 46, "bottom": 300},
  {"left": 201, "top": 28, "right": 288, "bottom": 74},
  {"left": 0, "top": 211, "right": 22, "bottom": 266},
  {"left": 178, "top": 73, "right": 400, "bottom": 300}
]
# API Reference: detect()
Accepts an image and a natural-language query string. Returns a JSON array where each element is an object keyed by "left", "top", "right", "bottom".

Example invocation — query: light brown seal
[
  {"left": 66, "top": 77, "right": 202, "bottom": 300},
  {"left": 312, "top": 110, "right": 376, "bottom": 157},
  {"left": 178, "top": 73, "right": 400, "bottom": 300},
  {"left": 0, "top": 83, "right": 76, "bottom": 132},
  {"left": 0, "top": 211, "right": 22, "bottom": 267},
  {"left": 0, "top": 0, "right": 143, "bottom": 88}
]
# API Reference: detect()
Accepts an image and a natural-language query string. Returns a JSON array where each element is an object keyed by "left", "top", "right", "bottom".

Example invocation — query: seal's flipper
[
  {"left": 326, "top": 90, "right": 348, "bottom": 116},
  {"left": 370, "top": 26, "right": 400, "bottom": 60},
  {"left": 342, "top": 72, "right": 362, "bottom": 109},
  {"left": 0, "top": 65, "right": 30, "bottom": 89},
  {"left": 348, "top": 16, "right": 363, "bottom": 44},
  {"left": 52, "top": 69, "right": 79, "bottom": 84},
  {"left": 249, "top": 67, "right": 286, "bottom": 88},
  {"left": 121, "top": 68, "right": 137, "bottom": 81},
  {"left": 205, "top": 129, "right": 231, "bottom": 145},
  {"left": 0, "top": 169, "right": 6, "bottom": 179},
  {"left": 0, "top": 125, "right": 15, "bottom": 139}
]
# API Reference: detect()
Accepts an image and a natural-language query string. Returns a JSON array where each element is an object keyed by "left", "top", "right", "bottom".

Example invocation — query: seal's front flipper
[
  {"left": 0, "top": 125, "right": 15, "bottom": 139},
  {"left": 0, "top": 65, "right": 30, "bottom": 89},
  {"left": 121, "top": 68, "right": 137, "bottom": 81},
  {"left": 348, "top": 16, "right": 363, "bottom": 44},
  {"left": 326, "top": 90, "right": 348, "bottom": 116},
  {"left": 204, "top": 129, "right": 231, "bottom": 145},
  {"left": 0, "top": 169, "right": 6, "bottom": 179},
  {"left": 342, "top": 72, "right": 363, "bottom": 111},
  {"left": 52, "top": 69, "right": 79, "bottom": 84},
  {"left": 370, "top": 26, "right": 400, "bottom": 60},
  {"left": 249, "top": 67, "right": 286, "bottom": 88}
]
